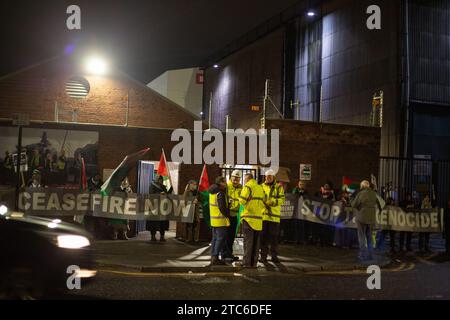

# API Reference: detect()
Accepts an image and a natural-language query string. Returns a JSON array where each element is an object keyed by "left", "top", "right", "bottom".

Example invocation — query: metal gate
[{"left": 379, "top": 157, "right": 450, "bottom": 207}]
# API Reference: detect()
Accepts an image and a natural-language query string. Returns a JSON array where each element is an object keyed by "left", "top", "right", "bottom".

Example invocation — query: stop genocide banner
[{"left": 280, "top": 194, "right": 443, "bottom": 233}]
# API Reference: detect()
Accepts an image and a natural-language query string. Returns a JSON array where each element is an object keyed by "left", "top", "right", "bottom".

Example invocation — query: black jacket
[
  {"left": 149, "top": 182, "right": 168, "bottom": 195},
  {"left": 208, "top": 184, "right": 230, "bottom": 218}
]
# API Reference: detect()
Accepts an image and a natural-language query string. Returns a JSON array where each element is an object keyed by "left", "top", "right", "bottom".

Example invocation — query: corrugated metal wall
[
  {"left": 287, "top": 0, "right": 402, "bottom": 157},
  {"left": 409, "top": 0, "right": 450, "bottom": 105}
]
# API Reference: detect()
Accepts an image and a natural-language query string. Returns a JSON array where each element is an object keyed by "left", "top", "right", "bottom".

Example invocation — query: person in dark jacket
[
  {"left": 292, "top": 181, "right": 310, "bottom": 244},
  {"left": 208, "top": 176, "right": 231, "bottom": 266},
  {"left": 182, "top": 180, "right": 200, "bottom": 243},
  {"left": 351, "top": 180, "right": 383, "bottom": 261},
  {"left": 445, "top": 200, "right": 450, "bottom": 256},
  {"left": 146, "top": 174, "right": 170, "bottom": 242},
  {"left": 399, "top": 193, "right": 415, "bottom": 252},
  {"left": 88, "top": 173, "right": 103, "bottom": 191},
  {"left": 315, "top": 183, "right": 336, "bottom": 246}
]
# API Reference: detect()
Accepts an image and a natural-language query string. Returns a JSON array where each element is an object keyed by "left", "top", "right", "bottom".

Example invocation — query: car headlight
[{"left": 57, "top": 235, "right": 90, "bottom": 249}]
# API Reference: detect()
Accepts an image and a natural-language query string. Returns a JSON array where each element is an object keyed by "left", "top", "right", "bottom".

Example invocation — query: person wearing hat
[
  {"left": 208, "top": 176, "right": 231, "bottom": 266},
  {"left": 182, "top": 179, "right": 200, "bottom": 243},
  {"left": 146, "top": 174, "right": 170, "bottom": 242},
  {"left": 237, "top": 173, "right": 266, "bottom": 268},
  {"left": 222, "top": 170, "right": 243, "bottom": 262},
  {"left": 259, "top": 169, "right": 285, "bottom": 263},
  {"left": 27, "top": 169, "right": 43, "bottom": 188}
]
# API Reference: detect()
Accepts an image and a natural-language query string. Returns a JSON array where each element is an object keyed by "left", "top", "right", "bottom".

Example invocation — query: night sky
[{"left": 0, "top": 0, "right": 299, "bottom": 83}]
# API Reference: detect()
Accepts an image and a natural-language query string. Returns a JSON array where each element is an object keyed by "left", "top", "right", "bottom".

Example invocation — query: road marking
[
  {"left": 99, "top": 269, "right": 258, "bottom": 278},
  {"left": 304, "top": 262, "right": 416, "bottom": 276},
  {"left": 416, "top": 252, "right": 438, "bottom": 266}
]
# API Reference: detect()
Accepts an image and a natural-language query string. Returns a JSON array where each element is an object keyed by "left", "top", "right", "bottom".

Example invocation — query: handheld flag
[
  {"left": 101, "top": 148, "right": 150, "bottom": 196},
  {"left": 198, "top": 164, "right": 211, "bottom": 228},
  {"left": 342, "top": 176, "right": 359, "bottom": 193},
  {"left": 157, "top": 149, "right": 172, "bottom": 193}
]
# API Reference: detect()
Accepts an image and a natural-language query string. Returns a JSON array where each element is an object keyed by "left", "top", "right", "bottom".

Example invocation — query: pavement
[{"left": 92, "top": 231, "right": 392, "bottom": 273}]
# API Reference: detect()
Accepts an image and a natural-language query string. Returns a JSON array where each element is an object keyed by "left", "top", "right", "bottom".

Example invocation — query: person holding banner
[
  {"left": 260, "top": 169, "right": 285, "bottom": 263},
  {"left": 399, "top": 193, "right": 414, "bottom": 252},
  {"left": 183, "top": 180, "right": 200, "bottom": 243},
  {"left": 351, "top": 180, "right": 383, "bottom": 261},
  {"left": 208, "top": 176, "right": 231, "bottom": 266},
  {"left": 418, "top": 194, "right": 432, "bottom": 253},
  {"left": 237, "top": 173, "right": 266, "bottom": 268},
  {"left": 445, "top": 200, "right": 450, "bottom": 256},
  {"left": 223, "top": 170, "right": 243, "bottom": 262},
  {"left": 292, "top": 181, "right": 310, "bottom": 245},
  {"left": 147, "top": 174, "right": 170, "bottom": 242}
]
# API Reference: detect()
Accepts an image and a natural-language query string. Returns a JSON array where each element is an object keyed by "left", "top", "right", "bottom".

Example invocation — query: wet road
[{"left": 63, "top": 254, "right": 450, "bottom": 300}]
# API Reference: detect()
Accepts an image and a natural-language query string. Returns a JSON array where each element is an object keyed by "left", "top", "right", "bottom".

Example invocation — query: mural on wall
[{"left": 0, "top": 127, "right": 99, "bottom": 187}]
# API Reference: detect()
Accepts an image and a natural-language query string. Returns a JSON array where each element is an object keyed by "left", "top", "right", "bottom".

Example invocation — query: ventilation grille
[{"left": 66, "top": 77, "right": 90, "bottom": 99}]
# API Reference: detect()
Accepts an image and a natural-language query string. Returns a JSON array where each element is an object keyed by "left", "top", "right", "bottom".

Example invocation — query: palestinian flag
[
  {"left": 198, "top": 164, "right": 211, "bottom": 228},
  {"left": 101, "top": 148, "right": 150, "bottom": 196},
  {"left": 236, "top": 204, "right": 244, "bottom": 237},
  {"left": 157, "top": 149, "right": 172, "bottom": 193},
  {"left": 342, "top": 176, "right": 359, "bottom": 193}
]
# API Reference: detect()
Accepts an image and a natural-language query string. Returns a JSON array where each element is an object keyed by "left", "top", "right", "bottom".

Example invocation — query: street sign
[
  {"left": 12, "top": 152, "right": 28, "bottom": 172},
  {"left": 299, "top": 164, "right": 312, "bottom": 181},
  {"left": 12, "top": 113, "right": 30, "bottom": 126}
]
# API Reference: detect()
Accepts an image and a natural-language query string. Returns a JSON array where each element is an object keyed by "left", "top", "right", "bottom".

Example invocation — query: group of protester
[
  {"left": 377, "top": 193, "right": 434, "bottom": 254},
  {"left": 2, "top": 147, "right": 67, "bottom": 187},
  {"left": 207, "top": 172, "right": 449, "bottom": 265},
  {"left": 207, "top": 169, "right": 285, "bottom": 267}
]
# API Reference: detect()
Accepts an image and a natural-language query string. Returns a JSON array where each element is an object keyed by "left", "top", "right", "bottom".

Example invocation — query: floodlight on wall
[
  {"left": 307, "top": 11, "right": 316, "bottom": 17},
  {"left": 213, "top": 64, "right": 219, "bottom": 69},
  {"left": 85, "top": 56, "right": 108, "bottom": 75}
]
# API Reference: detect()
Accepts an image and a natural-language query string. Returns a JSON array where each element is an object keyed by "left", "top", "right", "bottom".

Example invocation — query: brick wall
[
  {"left": 266, "top": 118, "right": 381, "bottom": 194},
  {"left": 0, "top": 57, "right": 200, "bottom": 130}
]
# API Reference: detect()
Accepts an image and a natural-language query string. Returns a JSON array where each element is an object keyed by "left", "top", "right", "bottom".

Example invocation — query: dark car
[{"left": 0, "top": 205, "right": 96, "bottom": 299}]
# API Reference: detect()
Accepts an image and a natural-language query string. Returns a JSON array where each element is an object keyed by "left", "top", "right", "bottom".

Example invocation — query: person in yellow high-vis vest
[
  {"left": 237, "top": 173, "right": 265, "bottom": 268},
  {"left": 260, "top": 169, "right": 285, "bottom": 263},
  {"left": 208, "top": 176, "right": 231, "bottom": 266},
  {"left": 221, "top": 170, "right": 243, "bottom": 262}
]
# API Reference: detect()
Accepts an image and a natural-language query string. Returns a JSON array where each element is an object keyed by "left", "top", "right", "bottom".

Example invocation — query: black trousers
[
  {"left": 399, "top": 231, "right": 412, "bottom": 250},
  {"left": 242, "top": 220, "right": 260, "bottom": 267},
  {"left": 222, "top": 216, "right": 238, "bottom": 258},
  {"left": 445, "top": 211, "right": 450, "bottom": 253},
  {"left": 418, "top": 232, "right": 430, "bottom": 251},
  {"left": 146, "top": 221, "right": 169, "bottom": 236},
  {"left": 260, "top": 221, "right": 280, "bottom": 259},
  {"left": 383, "top": 230, "right": 396, "bottom": 250}
]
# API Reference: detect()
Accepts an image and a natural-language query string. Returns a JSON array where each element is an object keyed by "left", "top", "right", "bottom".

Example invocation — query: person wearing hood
[
  {"left": 146, "top": 174, "right": 170, "bottom": 242},
  {"left": 208, "top": 176, "right": 231, "bottom": 266},
  {"left": 183, "top": 180, "right": 200, "bottom": 243}
]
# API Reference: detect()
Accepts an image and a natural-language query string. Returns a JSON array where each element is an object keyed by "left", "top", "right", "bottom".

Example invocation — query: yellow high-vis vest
[
  {"left": 262, "top": 181, "right": 285, "bottom": 223},
  {"left": 227, "top": 181, "right": 242, "bottom": 217},
  {"left": 209, "top": 193, "right": 230, "bottom": 227},
  {"left": 238, "top": 179, "right": 265, "bottom": 231}
]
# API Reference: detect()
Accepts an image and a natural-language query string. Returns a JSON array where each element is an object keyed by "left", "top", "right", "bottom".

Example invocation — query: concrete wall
[
  {"left": 266, "top": 118, "right": 381, "bottom": 193},
  {"left": 148, "top": 67, "right": 204, "bottom": 116}
]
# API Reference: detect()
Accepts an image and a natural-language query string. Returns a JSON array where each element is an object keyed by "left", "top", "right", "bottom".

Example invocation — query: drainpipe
[{"left": 403, "top": 0, "right": 411, "bottom": 158}]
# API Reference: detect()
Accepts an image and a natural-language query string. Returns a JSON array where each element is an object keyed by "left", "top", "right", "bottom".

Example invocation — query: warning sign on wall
[{"left": 299, "top": 164, "right": 312, "bottom": 181}]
